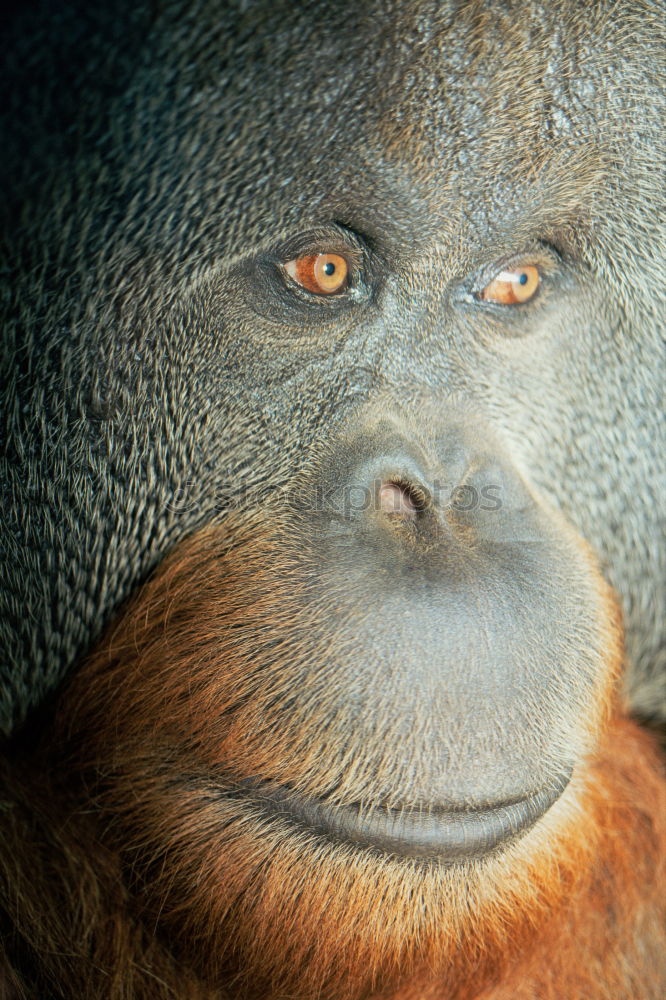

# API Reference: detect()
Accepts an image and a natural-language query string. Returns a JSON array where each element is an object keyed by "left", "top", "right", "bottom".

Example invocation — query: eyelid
[
  {"left": 276, "top": 227, "right": 365, "bottom": 268},
  {"left": 478, "top": 244, "right": 561, "bottom": 281}
]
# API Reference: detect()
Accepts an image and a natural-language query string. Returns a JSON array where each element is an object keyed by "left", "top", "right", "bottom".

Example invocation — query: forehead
[
  {"left": 16, "top": 0, "right": 634, "bottom": 291},
  {"left": 210, "top": 2, "right": 603, "bottom": 149},
  {"left": 162, "top": 0, "right": 607, "bottom": 250}
]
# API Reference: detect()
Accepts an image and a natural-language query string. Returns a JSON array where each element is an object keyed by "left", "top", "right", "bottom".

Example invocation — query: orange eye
[
  {"left": 480, "top": 264, "right": 540, "bottom": 305},
  {"left": 284, "top": 253, "right": 350, "bottom": 295}
]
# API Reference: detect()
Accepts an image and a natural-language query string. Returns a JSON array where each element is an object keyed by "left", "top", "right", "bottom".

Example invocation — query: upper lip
[{"left": 240, "top": 772, "right": 571, "bottom": 862}]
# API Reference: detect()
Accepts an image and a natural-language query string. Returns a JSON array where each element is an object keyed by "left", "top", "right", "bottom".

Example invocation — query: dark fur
[{"left": 1, "top": 0, "right": 665, "bottom": 997}]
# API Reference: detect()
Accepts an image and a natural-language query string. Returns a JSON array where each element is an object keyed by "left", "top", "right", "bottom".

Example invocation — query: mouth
[{"left": 241, "top": 772, "right": 572, "bottom": 862}]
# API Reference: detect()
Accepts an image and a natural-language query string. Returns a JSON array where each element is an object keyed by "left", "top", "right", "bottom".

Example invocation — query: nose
[
  {"left": 298, "top": 402, "right": 536, "bottom": 575},
  {"left": 377, "top": 480, "right": 423, "bottom": 520},
  {"left": 308, "top": 412, "right": 527, "bottom": 559},
  {"left": 311, "top": 436, "right": 443, "bottom": 549}
]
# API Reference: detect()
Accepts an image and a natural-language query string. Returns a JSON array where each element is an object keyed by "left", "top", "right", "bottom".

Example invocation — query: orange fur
[{"left": 1, "top": 519, "right": 664, "bottom": 999}]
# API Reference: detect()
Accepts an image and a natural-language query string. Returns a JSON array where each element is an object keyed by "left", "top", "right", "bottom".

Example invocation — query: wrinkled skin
[{"left": 0, "top": 1, "right": 665, "bottom": 999}]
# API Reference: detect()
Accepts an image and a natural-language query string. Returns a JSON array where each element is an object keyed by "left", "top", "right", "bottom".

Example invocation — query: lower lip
[{"left": 241, "top": 774, "right": 571, "bottom": 862}]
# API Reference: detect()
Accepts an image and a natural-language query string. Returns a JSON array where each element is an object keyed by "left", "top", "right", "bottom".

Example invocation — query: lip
[{"left": 242, "top": 773, "right": 571, "bottom": 862}]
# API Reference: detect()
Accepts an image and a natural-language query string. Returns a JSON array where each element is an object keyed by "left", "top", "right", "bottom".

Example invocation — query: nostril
[{"left": 378, "top": 480, "right": 427, "bottom": 520}]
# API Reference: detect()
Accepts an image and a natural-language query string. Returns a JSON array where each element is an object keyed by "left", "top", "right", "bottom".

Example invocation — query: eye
[
  {"left": 284, "top": 253, "right": 350, "bottom": 295},
  {"left": 480, "top": 264, "right": 540, "bottom": 305}
]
